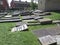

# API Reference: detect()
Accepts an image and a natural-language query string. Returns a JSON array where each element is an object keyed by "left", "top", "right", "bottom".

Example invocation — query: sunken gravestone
[
  {"left": 11, "top": 23, "right": 28, "bottom": 32},
  {"left": 39, "top": 35, "right": 57, "bottom": 45},
  {"left": 38, "top": 18, "right": 52, "bottom": 24},
  {"left": 53, "top": 35, "right": 60, "bottom": 45}
]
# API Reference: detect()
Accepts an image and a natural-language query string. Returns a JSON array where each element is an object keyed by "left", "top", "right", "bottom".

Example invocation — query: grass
[
  {"left": 45, "top": 12, "right": 60, "bottom": 20},
  {"left": 0, "top": 22, "right": 56, "bottom": 45},
  {"left": 0, "top": 23, "right": 40, "bottom": 45},
  {"left": 0, "top": 12, "right": 59, "bottom": 45}
]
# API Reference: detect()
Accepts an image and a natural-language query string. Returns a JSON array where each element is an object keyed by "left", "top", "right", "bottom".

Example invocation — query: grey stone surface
[
  {"left": 53, "top": 20, "right": 60, "bottom": 24},
  {"left": 32, "top": 26, "right": 60, "bottom": 37},
  {"left": 38, "top": 18, "right": 52, "bottom": 24},
  {"left": 20, "top": 11, "right": 33, "bottom": 16},
  {"left": 11, "top": 23, "right": 28, "bottom": 32},
  {"left": 39, "top": 35, "right": 57, "bottom": 45},
  {"left": 26, "top": 22, "right": 40, "bottom": 26},
  {"left": 0, "top": 17, "right": 20, "bottom": 20},
  {"left": 22, "top": 15, "right": 43, "bottom": 20},
  {"left": 16, "top": 22, "right": 27, "bottom": 26},
  {"left": 0, "top": 12, "right": 7, "bottom": 15},
  {"left": 53, "top": 35, "right": 60, "bottom": 45},
  {"left": 22, "top": 16, "right": 34, "bottom": 20},
  {"left": 11, "top": 12, "right": 20, "bottom": 17},
  {"left": 0, "top": 19, "right": 22, "bottom": 22},
  {"left": 32, "top": 15, "right": 43, "bottom": 20}
]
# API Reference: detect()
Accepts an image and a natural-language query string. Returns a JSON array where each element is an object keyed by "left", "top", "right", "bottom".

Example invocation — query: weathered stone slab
[
  {"left": 32, "top": 27, "right": 60, "bottom": 37},
  {"left": 0, "top": 17, "right": 20, "bottom": 20},
  {"left": 0, "top": 19, "right": 22, "bottom": 22},
  {"left": 20, "top": 11, "right": 33, "bottom": 16},
  {"left": 43, "top": 12, "right": 51, "bottom": 15},
  {"left": 39, "top": 35, "right": 57, "bottom": 45},
  {"left": 31, "top": 15, "right": 43, "bottom": 20},
  {"left": 33, "top": 10, "right": 51, "bottom": 16},
  {"left": 38, "top": 18, "right": 52, "bottom": 24},
  {"left": 11, "top": 23, "right": 28, "bottom": 32},
  {"left": 23, "top": 19, "right": 39, "bottom": 24},
  {"left": 0, "top": 12, "right": 7, "bottom": 15},
  {"left": 26, "top": 22, "right": 40, "bottom": 26},
  {"left": 33, "top": 29, "right": 51, "bottom": 37},
  {"left": 22, "top": 16, "right": 34, "bottom": 20},
  {"left": 11, "top": 12, "right": 20, "bottom": 17},
  {"left": 53, "top": 20, "right": 60, "bottom": 24},
  {"left": 4, "top": 15, "right": 12, "bottom": 18},
  {"left": 16, "top": 22, "right": 27, "bottom": 26},
  {"left": 53, "top": 35, "right": 60, "bottom": 45}
]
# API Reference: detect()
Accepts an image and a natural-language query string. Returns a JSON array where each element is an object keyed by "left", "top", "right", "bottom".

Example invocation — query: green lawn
[
  {"left": 0, "top": 12, "right": 60, "bottom": 45},
  {"left": 45, "top": 12, "right": 60, "bottom": 20},
  {"left": 0, "top": 23, "right": 56, "bottom": 45}
]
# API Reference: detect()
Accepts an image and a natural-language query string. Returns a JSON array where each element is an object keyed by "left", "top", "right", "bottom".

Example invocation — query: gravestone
[
  {"left": 20, "top": 11, "right": 33, "bottom": 16},
  {"left": 32, "top": 26, "right": 60, "bottom": 37},
  {"left": 32, "top": 15, "right": 43, "bottom": 20},
  {"left": 26, "top": 22, "right": 40, "bottom": 26},
  {"left": 0, "top": 19, "right": 22, "bottom": 22},
  {"left": 11, "top": 23, "right": 28, "bottom": 32},
  {"left": 0, "top": 12, "right": 7, "bottom": 15},
  {"left": 1, "top": 17, "right": 20, "bottom": 20},
  {"left": 22, "top": 16, "right": 34, "bottom": 20},
  {"left": 0, "top": 12, "right": 7, "bottom": 17},
  {"left": 43, "top": 12, "right": 51, "bottom": 15},
  {"left": 12, "top": 12, "right": 20, "bottom": 17},
  {"left": 53, "top": 35, "right": 60, "bottom": 45},
  {"left": 38, "top": 18, "right": 52, "bottom": 24},
  {"left": 4, "top": 15, "right": 12, "bottom": 18},
  {"left": 39, "top": 35, "right": 57, "bottom": 45}
]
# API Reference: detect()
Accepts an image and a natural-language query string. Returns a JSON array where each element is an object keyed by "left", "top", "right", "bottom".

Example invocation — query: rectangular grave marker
[
  {"left": 39, "top": 35, "right": 57, "bottom": 45},
  {"left": 11, "top": 24, "right": 28, "bottom": 32}
]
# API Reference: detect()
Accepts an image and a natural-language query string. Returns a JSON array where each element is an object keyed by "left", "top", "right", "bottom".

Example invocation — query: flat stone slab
[
  {"left": 32, "top": 26, "right": 60, "bottom": 37},
  {"left": 22, "top": 16, "right": 34, "bottom": 20},
  {"left": 0, "top": 17, "right": 20, "bottom": 20},
  {"left": 23, "top": 19, "right": 36, "bottom": 22},
  {"left": 16, "top": 22, "right": 27, "bottom": 26},
  {"left": 22, "top": 15, "right": 43, "bottom": 20},
  {"left": 11, "top": 23, "right": 28, "bottom": 32},
  {"left": 26, "top": 23, "right": 40, "bottom": 26},
  {"left": 0, "top": 14, "right": 7, "bottom": 18},
  {"left": 0, "top": 15, "right": 6, "bottom": 18},
  {"left": 0, "top": 12, "right": 7, "bottom": 15},
  {"left": 31, "top": 15, "right": 43, "bottom": 20},
  {"left": 4, "top": 15, "right": 12, "bottom": 18},
  {"left": 53, "top": 20, "right": 60, "bottom": 24},
  {"left": 20, "top": 11, "right": 32, "bottom": 16},
  {"left": 43, "top": 12, "right": 51, "bottom": 15},
  {"left": 11, "top": 12, "right": 20, "bottom": 17},
  {"left": 34, "top": 12, "right": 51, "bottom": 16},
  {"left": 39, "top": 35, "right": 57, "bottom": 45},
  {"left": 53, "top": 35, "right": 60, "bottom": 45},
  {"left": 38, "top": 18, "right": 52, "bottom": 24},
  {"left": 0, "top": 19, "right": 22, "bottom": 22}
]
